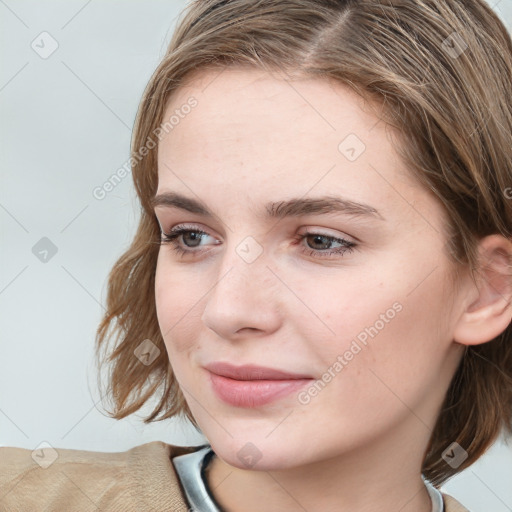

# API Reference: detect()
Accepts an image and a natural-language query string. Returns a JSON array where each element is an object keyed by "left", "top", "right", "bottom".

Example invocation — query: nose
[{"left": 200, "top": 246, "right": 282, "bottom": 340}]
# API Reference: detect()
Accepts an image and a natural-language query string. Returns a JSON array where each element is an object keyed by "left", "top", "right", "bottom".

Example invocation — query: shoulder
[
  {"left": 442, "top": 491, "right": 471, "bottom": 512},
  {"left": 0, "top": 440, "right": 204, "bottom": 512}
]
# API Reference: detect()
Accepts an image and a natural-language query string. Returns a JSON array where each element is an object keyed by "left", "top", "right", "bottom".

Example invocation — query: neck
[{"left": 204, "top": 420, "right": 435, "bottom": 512}]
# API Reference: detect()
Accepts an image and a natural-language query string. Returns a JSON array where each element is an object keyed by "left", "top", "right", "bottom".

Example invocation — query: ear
[{"left": 453, "top": 234, "right": 512, "bottom": 346}]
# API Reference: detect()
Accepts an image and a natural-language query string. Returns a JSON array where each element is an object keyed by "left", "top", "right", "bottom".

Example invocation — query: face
[{"left": 153, "top": 67, "right": 465, "bottom": 471}]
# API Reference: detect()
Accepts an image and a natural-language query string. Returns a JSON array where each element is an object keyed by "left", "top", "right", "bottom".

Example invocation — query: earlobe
[{"left": 453, "top": 234, "right": 512, "bottom": 346}]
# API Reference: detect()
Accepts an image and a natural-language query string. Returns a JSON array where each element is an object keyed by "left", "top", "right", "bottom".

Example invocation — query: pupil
[
  {"left": 185, "top": 232, "right": 201, "bottom": 246},
  {"left": 311, "top": 235, "right": 329, "bottom": 249}
]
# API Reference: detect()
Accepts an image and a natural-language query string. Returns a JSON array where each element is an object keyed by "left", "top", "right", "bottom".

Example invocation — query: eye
[
  {"left": 159, "top": 224, "right": 357, "bottom": 260},
  {"left": 159, "top": 224, "right": 219, "bottom": 257},
  {"left": 293, "top": 230, "right": 357, "bottom": 259}
]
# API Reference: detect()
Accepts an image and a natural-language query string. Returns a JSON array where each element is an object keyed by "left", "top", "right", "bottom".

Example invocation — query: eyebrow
[{"left": 150, "top": 191, "right": 384, "bottom": 221}]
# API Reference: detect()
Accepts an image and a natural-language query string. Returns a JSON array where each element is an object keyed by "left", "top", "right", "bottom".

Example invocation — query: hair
[{"left": 95, "top": 0, "right": 512, "bottom": 487}]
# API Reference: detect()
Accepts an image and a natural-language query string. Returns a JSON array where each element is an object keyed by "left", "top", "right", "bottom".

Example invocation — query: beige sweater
[{"left": 0, "top": 441, "right": 470, "bottom": 511}]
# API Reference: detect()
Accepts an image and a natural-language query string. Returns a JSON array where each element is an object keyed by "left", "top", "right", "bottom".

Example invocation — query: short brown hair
[{"left": 95, "top": 0, "right": 512, "bottom": 486}]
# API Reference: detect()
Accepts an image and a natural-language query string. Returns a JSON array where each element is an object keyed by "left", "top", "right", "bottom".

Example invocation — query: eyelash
[{"left": 159, "top": 224, "right": 357, "bottom": 259}]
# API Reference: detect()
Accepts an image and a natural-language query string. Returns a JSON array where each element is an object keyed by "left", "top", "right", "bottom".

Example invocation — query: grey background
[{"left": 1, "top": 1, "right": 511, "bottom": 510}]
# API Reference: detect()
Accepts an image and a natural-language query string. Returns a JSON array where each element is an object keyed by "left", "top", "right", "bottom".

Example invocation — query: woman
[{"left": 1, "top": 0, "right": 511, "bottom": 510}]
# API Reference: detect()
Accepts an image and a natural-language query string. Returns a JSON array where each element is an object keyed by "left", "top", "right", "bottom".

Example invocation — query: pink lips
[{"left": 204, "top": 362, "right": 314, "bottom": 408}]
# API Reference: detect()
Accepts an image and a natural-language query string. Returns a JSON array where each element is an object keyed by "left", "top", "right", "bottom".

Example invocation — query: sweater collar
[{"left": 172, "top": 445, "right": 444, "bottom": 512}]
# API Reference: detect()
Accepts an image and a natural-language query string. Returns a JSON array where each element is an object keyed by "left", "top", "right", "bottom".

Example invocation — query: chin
[{"left": 207, "top": 435, "right": 302, "bottom": 471}]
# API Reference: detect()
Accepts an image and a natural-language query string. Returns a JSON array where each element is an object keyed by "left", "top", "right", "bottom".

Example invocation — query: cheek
[
  {"left": 154, "top": 255, "right": 203, "bottom": 354},
  {"left": 294, "top": 297, "right": 449, "bottom": 434},
  {"left": 296, "top": 256, "right": 451, "bottom": 392}
]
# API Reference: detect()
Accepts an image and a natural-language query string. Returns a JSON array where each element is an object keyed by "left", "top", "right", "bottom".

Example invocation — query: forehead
[
  {"left": 155, "top": 66, "right": 431, "bottom": 226},
  {"left": 160, "top": 66, "right": 388, "bottom": 159}
]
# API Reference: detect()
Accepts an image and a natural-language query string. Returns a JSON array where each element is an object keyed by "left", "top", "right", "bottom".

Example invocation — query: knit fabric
[{"left": 0, "top": 441, "right": 470, "bottom": 511}]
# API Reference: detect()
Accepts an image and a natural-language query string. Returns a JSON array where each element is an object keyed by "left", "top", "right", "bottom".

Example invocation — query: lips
[
  {"left": 204, "top": 362, "right": 313, "bottom": 380},
  {"left": 203, "top": 362, "right": 315, "bottom": 408}
]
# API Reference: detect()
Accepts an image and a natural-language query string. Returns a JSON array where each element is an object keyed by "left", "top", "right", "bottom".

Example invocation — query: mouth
[
  {"left": 203, "top": 362, "right": 315, "bottom": 408},
  {"left": 204, "top": 362, "right": 314, "bottom": 380}
]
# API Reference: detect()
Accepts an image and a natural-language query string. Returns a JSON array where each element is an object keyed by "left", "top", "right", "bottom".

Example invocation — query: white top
[{"left": 172, "top": 445, "right": 445, "bottom": 512}]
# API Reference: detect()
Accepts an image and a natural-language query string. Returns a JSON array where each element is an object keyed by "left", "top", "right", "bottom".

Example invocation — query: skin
[{"left": 153, "top": 67, "right": 512, "bottom": 512}]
